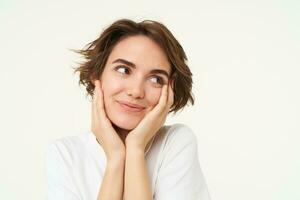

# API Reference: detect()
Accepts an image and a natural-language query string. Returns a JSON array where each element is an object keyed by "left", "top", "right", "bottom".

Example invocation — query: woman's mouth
[{"left": 117, "top": 101, "right": 145, "bottom": 112}]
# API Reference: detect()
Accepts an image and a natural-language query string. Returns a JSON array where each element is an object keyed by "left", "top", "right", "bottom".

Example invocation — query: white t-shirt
[{"left": 45, "top": 123, "right": 211, "bottom": 200}]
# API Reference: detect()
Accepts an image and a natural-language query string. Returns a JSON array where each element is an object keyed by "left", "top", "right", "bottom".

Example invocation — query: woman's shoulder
[
  {"left": 45, "top": 131, "right": 94, "bottom": 161},
  {"left": 162, "top": 123, "right": 197, "bottom": 142},
  {"left": 47, "top": 131, "right": 91, "bottom": 147},
  {"left": 157, "top": 123, "right": 198, "bottom": 151}
]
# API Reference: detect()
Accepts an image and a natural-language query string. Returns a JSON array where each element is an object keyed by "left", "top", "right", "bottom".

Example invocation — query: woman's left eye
[
  {"left": 150, "top": 76, "right": 164, "bottom": 85},
  {"left": 115, "top": 66, "right": 130, "bottom": 74},
  {"left": 115, "top": 66, "right": 164, "bottom": 85}
]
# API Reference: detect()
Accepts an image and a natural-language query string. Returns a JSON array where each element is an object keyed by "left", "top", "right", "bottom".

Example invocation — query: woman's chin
[
  {"left": 110, "top": 115, "right": 141, "bottom": 131},
  {"left": 106, "top": 106, "right": 144, "bottom": 131},
  {"left": 112, "top": 120, "right": 137, "bottom": 130}
]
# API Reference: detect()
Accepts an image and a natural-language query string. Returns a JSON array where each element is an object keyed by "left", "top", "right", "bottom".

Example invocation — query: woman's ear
[
  {"left": 93, "top": 79, "right": 104, "bottom": 91},
  {"left": 169, "top": 79, "right": 174, "bottom": 90},
  {"left": 91, "top": 79, "right": 98, "bottom": 86},
  {"left": 99, "top": 79, "right": 104, "bottom": 91}
]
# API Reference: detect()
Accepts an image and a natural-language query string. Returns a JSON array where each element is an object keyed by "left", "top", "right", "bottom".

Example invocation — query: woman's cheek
[
  {"left": 101, "top": 78, "right": 124, "bottom": 108},
  {"left": 102, "top": 77, "right": 124, "bottom": 94},
  {"left": 146, "top": 88, "right": 162, "bottom": 107}
]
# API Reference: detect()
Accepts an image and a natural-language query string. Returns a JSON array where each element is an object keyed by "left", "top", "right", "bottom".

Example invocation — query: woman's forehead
[{"left": 107, "top": 35, "right": 171, "bottom": 73}]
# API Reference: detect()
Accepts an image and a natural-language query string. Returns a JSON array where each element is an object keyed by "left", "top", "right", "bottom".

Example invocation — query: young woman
[{"left": 46, "top": 19, "right": 210, "bottom": 200}]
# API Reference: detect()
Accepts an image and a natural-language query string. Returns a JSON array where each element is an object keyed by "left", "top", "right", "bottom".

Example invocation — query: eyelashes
[
  {"left": 114, "top": 65, "right": 166, "bottom": 85},
  {"left": 115, "top": 65, "right": 130, "bottom": 74}
]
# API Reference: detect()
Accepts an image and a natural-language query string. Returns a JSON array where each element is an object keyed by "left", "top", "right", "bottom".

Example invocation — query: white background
[{"left": 0, "top": 0, "right": 299, "bottom": 199}]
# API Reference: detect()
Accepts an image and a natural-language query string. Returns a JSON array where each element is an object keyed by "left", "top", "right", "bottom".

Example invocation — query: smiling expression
[{"left": 100, "top": 35, "right": 171, "bottom": 130}]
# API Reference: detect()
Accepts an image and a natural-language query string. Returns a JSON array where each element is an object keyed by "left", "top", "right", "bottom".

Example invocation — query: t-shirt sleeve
[
  {"left": 45, "top": 143, "right": 81, "bottom": 200},
  {"left": 154, "top": 125, "right": 211, "bottom": 200}
]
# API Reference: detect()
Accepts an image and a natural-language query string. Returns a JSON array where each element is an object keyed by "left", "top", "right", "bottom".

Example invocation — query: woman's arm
[
  {"left": 97, "top": 154, "right": 126, "bottom": 200},
  {"left": 123, "top": 84, "right": 173, "bottom": 200},
  {"left": 93, "top": 80, "right": 127, "bottom": 200},
  {"left": 123, "top": 146, "right": 152, "bottom": 200}
]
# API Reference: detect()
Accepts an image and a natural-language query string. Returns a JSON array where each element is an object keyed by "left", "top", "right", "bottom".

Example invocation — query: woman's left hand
[{"left": 125, "top": 82, "right": 174, "bottom": 151}]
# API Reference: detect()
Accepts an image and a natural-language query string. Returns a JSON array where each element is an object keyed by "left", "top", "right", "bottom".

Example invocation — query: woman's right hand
[{"left": 91, "top": 79, "right": 125, "bottom": 162}]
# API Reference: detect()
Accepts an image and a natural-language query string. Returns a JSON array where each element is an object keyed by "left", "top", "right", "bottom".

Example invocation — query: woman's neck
[{"left": 112, "top": 124, "right": 129, "bottom": 144}]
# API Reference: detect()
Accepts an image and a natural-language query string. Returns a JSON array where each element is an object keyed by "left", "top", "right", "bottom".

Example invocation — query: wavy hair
[{"left": 73, "top": 18, "right": 194, "bottom": 114}]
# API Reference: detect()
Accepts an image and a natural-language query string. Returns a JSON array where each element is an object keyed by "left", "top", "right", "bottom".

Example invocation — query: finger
[
  {"left": 92, "top": 80, "right": 99, "bottom": 120},
  {"left": 92, "top": 80, "right": 102, "bottom": 122},
  {"left": 92, "top": 80, "right": 107, "bottom": 144},
  {"left": 91, "top": 84, "right": 98, "bottom": 132},
  {"left": 155, "top": 84, "right": 168, "bottom": 113},
  {"left": 96, "top": 80, "right": 104, "bottom": 109},
  {"left": 95, "top": 80, "right": 107, "bottom": 120},
  {"left": 92, "top": 97, "right": 104, "bottom": 147},
  {"left": 167, "top": 81, "right": 174, "bottom": 108},
  {"left": 92, "top": 80, "right": 98, "bottom": 118},
  {"left": 93, "top": 80, "right": 102, "bottom": 110}
]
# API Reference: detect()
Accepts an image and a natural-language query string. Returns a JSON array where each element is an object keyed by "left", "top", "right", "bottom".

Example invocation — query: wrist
[
  {"left": 126, "top": 145, "right": 145, "bottom": 156},
  {"left": 107, "top": 155, "right": 125, "bottom": 166},
  {"left": 125, "top": 137, "right": 145, "bottom": 150},
  {"left": 107, "top": 150, "right": 126, "bottom": 163}
]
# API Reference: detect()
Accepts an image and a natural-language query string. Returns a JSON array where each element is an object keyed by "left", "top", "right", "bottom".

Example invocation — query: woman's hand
[
  {"left": 125, "top": 82, "right": 174, "bottom": 151},
  {"left": 91, "top": 80, "right": 125, "bottom": 161}
]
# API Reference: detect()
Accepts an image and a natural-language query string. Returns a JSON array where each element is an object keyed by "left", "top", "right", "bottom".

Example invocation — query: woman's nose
[{"left": 126, "top": 79, "right": 145, "bottom": 98}]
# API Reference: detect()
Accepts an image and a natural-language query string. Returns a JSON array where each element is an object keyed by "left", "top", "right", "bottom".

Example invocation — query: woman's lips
[{"left": 117, "top": 101, "right": 145, "bottom": 112}]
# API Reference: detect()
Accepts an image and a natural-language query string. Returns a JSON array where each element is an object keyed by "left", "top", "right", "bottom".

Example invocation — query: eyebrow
[{"left": 112, "top": 58, "right": 170, "bottom": 79}]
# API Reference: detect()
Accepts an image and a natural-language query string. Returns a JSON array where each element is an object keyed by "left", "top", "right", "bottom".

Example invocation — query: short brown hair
[{"left": 73, "top": 18, "right": 194, "bottom": 114}]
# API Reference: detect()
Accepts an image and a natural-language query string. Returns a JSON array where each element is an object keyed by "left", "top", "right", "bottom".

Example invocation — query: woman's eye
[
  {"left": 150, "top": 76, "right": 164, "bottom": 85},
  {"left": 116, "top": 66, "right": 130, "bottom": 74}
]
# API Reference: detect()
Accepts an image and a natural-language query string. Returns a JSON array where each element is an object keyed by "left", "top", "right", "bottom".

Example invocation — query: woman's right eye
[{"left": 115, "top": 66, "right": 130, "bottom": 74}]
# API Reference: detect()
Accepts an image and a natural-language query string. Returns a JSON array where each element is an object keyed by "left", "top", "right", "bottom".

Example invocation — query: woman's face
[{"left": 100, "top": 35, "right": 171, "bottom": 131}]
